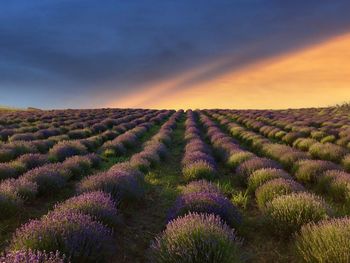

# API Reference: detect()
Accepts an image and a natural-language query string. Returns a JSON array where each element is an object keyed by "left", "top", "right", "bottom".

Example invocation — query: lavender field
[{"left": 0, "top": 107, "right": 350, "bottom": 262}]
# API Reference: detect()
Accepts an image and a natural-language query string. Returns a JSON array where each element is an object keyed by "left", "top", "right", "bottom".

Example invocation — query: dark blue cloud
[{"left": 1, "top": 0, "right": 350, "bottom": 108}]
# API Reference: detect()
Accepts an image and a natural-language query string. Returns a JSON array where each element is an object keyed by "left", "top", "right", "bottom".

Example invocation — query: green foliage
[
  {"left": 296, "top": 217, "right": 350, "bottom": 263},
  {"left": 182, "top": 161, "right": 216, "bottom": 181},
  {"left": 226, "top": 152, "right": 254, "bottom": 169},
  {"left": 247, "top": 168, "right": 290, "bottom": 193},
  {"left": 264, "top": 193, "right": 330, "bottom": 236},
  {"left": 255, "top": 178, "right": 303, "bottom": 210},
  {"left": 231, "top": 190, "right": 249, "bottom": 210}
]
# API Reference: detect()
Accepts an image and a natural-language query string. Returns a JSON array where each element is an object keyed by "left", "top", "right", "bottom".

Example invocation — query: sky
[{"left": 1, "top": 0, "right": 350, "bottom": 109}]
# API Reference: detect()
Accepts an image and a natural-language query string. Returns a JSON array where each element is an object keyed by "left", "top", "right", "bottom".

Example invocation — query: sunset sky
[{"left": 1, "top": 1, "right": 350, "bottom": 109}]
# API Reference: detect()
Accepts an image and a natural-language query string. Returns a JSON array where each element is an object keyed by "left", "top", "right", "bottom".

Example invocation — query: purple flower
[
  {"left": 16, "top": 153, "right": 49, "bottom": 170},
  {"left": 11, "top": 211, "right": 114, "bottom": 262},
  {"left": 0, "top": 249, "right": 66, "bottom": 263},
  {"left": 181, "top": 180, "right": 220, "bottom": 195},
  {"left": 149, "top": 213, "right": 242, "bottom": 263},
  {"left": 49, "top": 141, "right": 87, "bottom": 162},
  {"left": 168, "top": 192, "right": 242, "bottom": 228},
  {"left": 236, "top": 157, "right": 281, "bottom": 179},
  {"left": 0, "top": 177, "right": 38, "bottom": 200},
  {"left": 22, "top": 164, "right": 68, "bottom": 195},
  {"left": 54, "top": 191, "right": 120, "bottom": 228},
  {"left": 79, "top": 167, "right": 144, "bottom": 204}
]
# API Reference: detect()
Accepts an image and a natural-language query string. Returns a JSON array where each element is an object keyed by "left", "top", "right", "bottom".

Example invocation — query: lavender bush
[
  {"left": 309, "top": 142, "right": 347, "bottom": 162},
  {"left": 264, "top": 192, "right": 331, "bottom": 236},
  {"left": 16, "top": 153, "right": 49, "bottom": 170},
  {"left": 183, "top": 160, "right": 216, "bottom": 181},
  {"left": 61, "top": 155, "right": 92, "bottom": 179},
  {"left": 22, "top": 164, "right": 69, "bottom": 195},
  {"left": 226, "top": 151, "right": 255, "bottom": 169},
  {"left": 181, "top": 180, "right": 220, "bottom": 195},
  {"left": 168, "top": 192, "right": 242, "bottom": 228},
  {"left": 49, "top": 141, "right": 87, "bottom": 162},
  {"left": 149, "top": 213, "right": 243, "bottom": 263},
  {"left": 79, "top": 168, "right": 144, "bottom": 204},
  {"left": 11, "top": 211, "right": 114, "bottom": 263},
  {"left": 0, "top": 177, "right": 38, "bottom": 200},
  {"left": 248, "top": 168, "right": 291, "bottom": 193},
  {"left": 54, "top": 191, "right": 120, "bottom": 228},
  {"left": 294, "top": 160, "right": 340, "bottom": 184},
  {"left": 255, "top": 178, "right": 304, "bottom": 209},
  {"left": 236, "top": 157, "right": 281, "bottom": 181},
  {"left": 296, "top": 217, "right": 350, "bottom": 263}
]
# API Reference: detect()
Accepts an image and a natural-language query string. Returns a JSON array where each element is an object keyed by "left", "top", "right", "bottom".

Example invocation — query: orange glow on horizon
[{"left": 107, "top": 33, "right": 350, "bottom": 109}]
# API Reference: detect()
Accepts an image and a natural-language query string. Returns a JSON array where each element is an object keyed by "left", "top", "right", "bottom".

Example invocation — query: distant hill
[
  {"left": 27, "top": 107, "right": 42, "bottom": 111},
  {"left": 0, "top": 105, "right": 42, "bottom": 112}
]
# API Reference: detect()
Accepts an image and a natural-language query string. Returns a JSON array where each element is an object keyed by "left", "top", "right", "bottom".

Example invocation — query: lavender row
[
  {"left": 0, "top": 111, "right": 181, "bottom": 262},
  {"left": 225, "top": 110, "right": 350, "bottom": 170},
  {"left": 99, "top": 110, "right": 172, "bottom": 158},
  {"left": 209, "top": 111, "right": 350, "bottom": 209},
  {"left": 78, "top": 110, "right": 181, "bottom": 203},
  {"left": 0, "top": 109, "right": 138, "bottom": 149},
  {"left": 149, "top": 179, "right": 243, "bottom": 263},
  {"left": 0, "top": 108, "right": 141, "bottom": 141},
  {"left": 229, "top": 108, "right": 350, "bottom": 141},
  {"left": 0, "top": 110, "right": 149, "bottom": 163},
  {"left": 0, "top": 111, "right": 170, "bottom": 219},
  {"left": 149, "top": 111, "right": 244, "bottom": 262},
  {"left": 181, "top": 110, "right": 217, "bottom": 181},
  {"left": 0, "top": 110, "right": 164, "bottom": 181},
  {"left": 2, "top": 191, "right": 119, "bottom": 262},
  {"left": 200, "top": 111, "right": 338, "bottom": 238},
  {"left": 219, "top": 110, "right": 350, "bottom": 262}
]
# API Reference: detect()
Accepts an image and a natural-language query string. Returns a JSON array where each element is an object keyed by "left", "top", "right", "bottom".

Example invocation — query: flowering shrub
[
  {"left": 61, "top": 155, "right": 92, "bottom": 179},
  {"left": 129, "top": 155, "right": 151, "bottom": 173},
  {"left": 296, "top": 217, "right": 350, "bottom": 263},
  {"left": 149, "top": 213, "right": 243, "bottom": 263},
  {"left": 261, "top": 143, "right": 309, "bottom": 169},
  {"left": 11, "top": 211, "right": 114, "bottom": 263},
  {"left": 79, "top": 169, "right": 144, "bottom": 204},
  {"left": 168, "top": 192, "right": 242, "bottom": 228},
  {"left": 319, "top": 170, "right": 350, "bottom": 203},
  {"left": 183, "top": 160, "right": 216, "bottom": 181},
  {"left": 22, "top": 164, "right": 69, "bottom": 195},
  {"left": 181, "top": 180, "right": 220, "bottom": 195},
  {"left": 226, "top": 151, "right": 255, "bottom": 169},
  {"left": 247, "top": 168, "right": 291, "bottom": 193},
  {"left": 255, "top": 178, "right": 304, "bottom": 209},
  {"left": 293, "top": 138, "right": 318, "bottom": 151},
  {"left": 0, "top": 177, "right": 38, "bottom": 200},
  {"left": 264, "top": 192, "right": 331, "bottom": 236},
  {"left": 236, "top": 157, "right": 281, "bottom": 180},
  {"left": 49, "top": 141, "right": 87, "bottom": 162},
  {"left": 182, "top": 151, "right": 216, "bottom": 167},
  {"left": 294, "top": 160, "right": 340, "bottom": 184},
  {"left": 309, "top": 142, "right": 347, "bottom": 162},
  {"left": 16, "top": 153, "right": 49, "bottom": 170},
  {"left": 54, "top": 191, "right": 120, "bottom": 228}
]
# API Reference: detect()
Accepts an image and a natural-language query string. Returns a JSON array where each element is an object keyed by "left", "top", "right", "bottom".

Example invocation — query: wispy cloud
[{"left": 107, "top": 33, "right": 350, "bottom": 109}]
